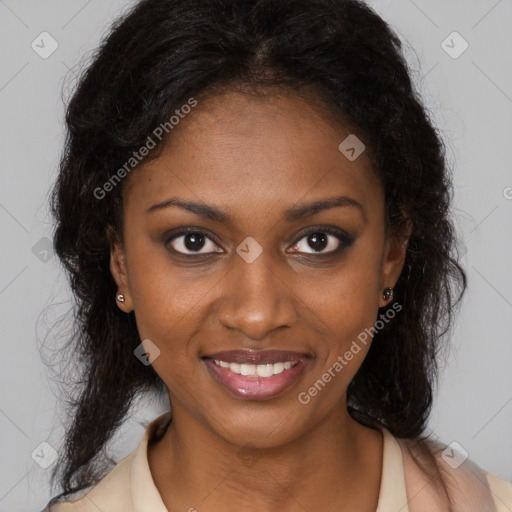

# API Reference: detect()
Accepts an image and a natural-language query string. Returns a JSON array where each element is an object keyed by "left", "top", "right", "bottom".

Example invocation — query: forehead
[{"left": 123, "top": 89, "right": 382, "bottom": 220}]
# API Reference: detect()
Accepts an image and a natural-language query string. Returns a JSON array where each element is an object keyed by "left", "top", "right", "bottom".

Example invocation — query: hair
[{"left": 44, "top": 0, "right": 466, "bottom": 509}]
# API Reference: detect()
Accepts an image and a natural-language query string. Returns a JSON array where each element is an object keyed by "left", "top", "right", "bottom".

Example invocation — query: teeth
[
  {"left": 240, "top": 364, "right": 255, "bottom": 376},
  {"left": 212, "top": 359, "right": 298, "bottom": 377}
]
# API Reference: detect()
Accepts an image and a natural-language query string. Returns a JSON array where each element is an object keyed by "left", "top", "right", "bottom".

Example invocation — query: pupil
[
  {"left": 184, "top": 233, "right": 205, "bottom": 251},
  {"left": 308, "top": 232, "right": 327, "bottom": 251}
]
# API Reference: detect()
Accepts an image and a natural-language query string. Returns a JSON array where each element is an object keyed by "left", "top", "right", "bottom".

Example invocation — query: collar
[
  {"left": 130, "top": 412, "right": 409, "bottom": 512},
  {"left": 131, "top": 412, "right": 171, "bottom": 512},
  {"left": 376, "top": 427, "right": 410, "bottom": 512}
]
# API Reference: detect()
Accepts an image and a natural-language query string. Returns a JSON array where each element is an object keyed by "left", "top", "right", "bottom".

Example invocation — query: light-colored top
[{"left": 45, "top": 412, "right": 512, "bottom": 512}]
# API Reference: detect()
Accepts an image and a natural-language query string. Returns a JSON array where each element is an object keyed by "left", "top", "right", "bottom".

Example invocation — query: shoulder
[
  {"left": 484, "top": 470, "right": 512, "bottom": 512},
  {"left": 44, "top": 451, "right": 136, "bottom": 512},
  {"left": 42, "top": 411, "right": 172, "bottom": 512},
  {"left": 395, "top": 434, "right": 512, "bottom": 512}
]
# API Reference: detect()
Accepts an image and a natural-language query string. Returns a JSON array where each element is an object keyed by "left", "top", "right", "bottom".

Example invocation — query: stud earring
[
  {"left": 382, "top": 287, "right": 393, "bottom": 300},
  {"left": 116, "top": 293, "right": 125, "bottom": 303}
]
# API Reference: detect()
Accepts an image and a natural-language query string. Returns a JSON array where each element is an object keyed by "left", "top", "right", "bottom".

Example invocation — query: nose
[{"left": 216, "top": 252, "right": 298, "bottom": 341}]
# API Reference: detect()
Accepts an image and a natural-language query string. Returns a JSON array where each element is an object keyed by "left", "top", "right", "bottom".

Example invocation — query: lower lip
[{"left": 203, "top": 358, "right": 310, "bottom": 400}]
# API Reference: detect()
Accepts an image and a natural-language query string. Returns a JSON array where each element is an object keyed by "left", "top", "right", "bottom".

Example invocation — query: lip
[
  {"left": 202, "top": 349, "right": 311, "bottom": 365},
  {"left": 202, "top": 351, "right": 311, "bottom": 400}
]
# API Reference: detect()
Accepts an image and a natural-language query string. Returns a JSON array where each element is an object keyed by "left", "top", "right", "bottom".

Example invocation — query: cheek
[
  {"left": 296, "top": 242, "right": 384, "bottom": 389},
  {"left": 303, "top": 246, "right": 382, "bottom": 336},
  {"left": 129, "top": 271, "right": 206, "bottom": 388},
  {"left": 130, "top": 275, "right": 207, "bottom": 361},
  {"left": 124, "top": 249, "right": 204, "bottom": 367}
]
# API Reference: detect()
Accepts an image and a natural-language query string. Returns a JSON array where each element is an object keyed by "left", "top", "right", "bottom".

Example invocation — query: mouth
[{"left": 201, "top": 349, "right": 312, "bottom": 400}]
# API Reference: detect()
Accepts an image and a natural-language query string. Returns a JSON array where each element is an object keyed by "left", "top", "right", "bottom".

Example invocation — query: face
[{"left": 111, "top": 89, "right": 409, "bottom": 448}]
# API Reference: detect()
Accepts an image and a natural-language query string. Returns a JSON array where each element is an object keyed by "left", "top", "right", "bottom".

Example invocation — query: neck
[{"left": 148, "top": 400, "right": 383, "bottom": 512}]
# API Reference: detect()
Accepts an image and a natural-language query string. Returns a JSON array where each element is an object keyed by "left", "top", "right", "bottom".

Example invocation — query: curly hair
[{"left": 44, "top": 0, "right": 466, "bottom": 508}]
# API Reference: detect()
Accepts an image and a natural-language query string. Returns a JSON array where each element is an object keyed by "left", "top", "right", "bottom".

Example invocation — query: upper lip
[{"left": 202, "top": 349, "right": 311, "bottom": 365}]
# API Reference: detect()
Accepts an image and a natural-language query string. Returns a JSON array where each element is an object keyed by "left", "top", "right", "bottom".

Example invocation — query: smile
[
  {"left": 212, "top": 359, "right": 299, "bottom": 377},
  {"left": 202, "top": 351, "right": 311, "bottom": 400}
]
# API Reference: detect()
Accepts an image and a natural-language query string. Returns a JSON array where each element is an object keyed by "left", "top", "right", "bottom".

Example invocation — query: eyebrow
[{"left": 146, "top": 195, "right": 366, "bottom": 223}]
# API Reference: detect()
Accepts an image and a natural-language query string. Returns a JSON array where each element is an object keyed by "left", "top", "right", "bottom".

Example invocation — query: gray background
[{"left": 1, "top": 0, "right": 511, "bottom": 510}]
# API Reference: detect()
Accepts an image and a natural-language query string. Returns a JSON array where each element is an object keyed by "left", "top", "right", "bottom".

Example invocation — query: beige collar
[{"left": 130, "top": 412, "right": 409, "bottom": 512}]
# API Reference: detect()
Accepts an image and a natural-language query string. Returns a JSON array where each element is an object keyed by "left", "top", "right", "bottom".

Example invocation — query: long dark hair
[{"left": 44, "top": 0, "right": 466, "bottom": 507}]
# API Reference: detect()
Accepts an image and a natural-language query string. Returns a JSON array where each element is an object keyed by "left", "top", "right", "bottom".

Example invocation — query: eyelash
[{"left": 164, "top": 226, "right": 354, "bottom": 259}]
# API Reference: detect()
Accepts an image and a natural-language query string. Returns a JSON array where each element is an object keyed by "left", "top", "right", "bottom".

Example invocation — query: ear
[
  {"left": 108, "top": 226, "right": 134, "bottom": 312},
  {"left": 378, "top": 217, "right": 412, "bottom": 308}
]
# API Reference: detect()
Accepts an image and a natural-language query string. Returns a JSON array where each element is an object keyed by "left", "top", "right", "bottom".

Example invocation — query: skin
[{"left": 110, "top": 88, "right": 411, "bottom": 512}]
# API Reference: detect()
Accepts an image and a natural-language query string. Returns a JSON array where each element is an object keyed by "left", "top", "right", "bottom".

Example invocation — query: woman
[{"left": 42, "top": 0, "right": 512, "bottom": 511}]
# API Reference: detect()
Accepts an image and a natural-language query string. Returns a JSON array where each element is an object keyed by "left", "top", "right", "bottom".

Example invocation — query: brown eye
[
  {"left": 289, "top": 228, "right": 353, "bottom": 255},
  {"left": 168, "top": 231, "right": 222, "bottom": 255}
]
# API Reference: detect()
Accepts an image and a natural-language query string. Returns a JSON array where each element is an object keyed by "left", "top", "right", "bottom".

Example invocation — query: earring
[
  {"left": 116, "top": 293, "right": 125, "bottom": 303},
  {"left": 382, "top": 287, "right": 393, "bottom": 300}
]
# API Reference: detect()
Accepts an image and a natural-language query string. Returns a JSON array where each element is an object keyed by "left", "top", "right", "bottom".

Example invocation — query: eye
[
  {"left": 167, "top": 229, "right": 223, "bottom": 256},
  {"left": 165, "top": 226, "right": 353, "bottom": 258},
  {"left": 289, "top": 228, "right": 353, "bottom": 255}
]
